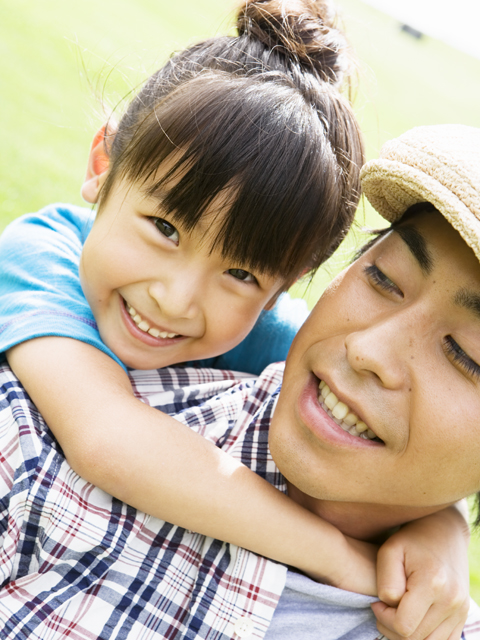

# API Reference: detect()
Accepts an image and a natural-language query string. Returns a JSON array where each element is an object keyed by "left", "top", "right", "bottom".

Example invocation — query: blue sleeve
[
  {"left": 0, "top": 204, "right": 126, "bottom": 372},
  {"left": 192, "top": 293, "right": 309, "bottom": 375}
]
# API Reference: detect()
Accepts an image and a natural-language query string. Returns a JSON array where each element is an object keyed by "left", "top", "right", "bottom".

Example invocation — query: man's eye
[
  {"left": 228, "top": 268, "right": 257, "bottom": 283},
  {"left": 363, "top": 264, "right": 403, "bottom": 298},
  {"left": 444, "top": 336, "right": 480, "bottom": 380},
  {"left": 153, "top": 217, "right": 179, "bottom": 244}
]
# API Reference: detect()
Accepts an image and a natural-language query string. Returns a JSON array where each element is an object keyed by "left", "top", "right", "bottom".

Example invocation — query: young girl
[{"left": 0, "top": 1, "right": 471, "bottom": 634}]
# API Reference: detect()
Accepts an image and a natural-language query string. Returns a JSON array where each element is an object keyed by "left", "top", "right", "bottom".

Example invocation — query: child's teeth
[
  {"left": 126, "top": 302, "right": 178, "bottom": 339},
  {"left": 317, "top": 380, "right": 379, "bottom": 442}
]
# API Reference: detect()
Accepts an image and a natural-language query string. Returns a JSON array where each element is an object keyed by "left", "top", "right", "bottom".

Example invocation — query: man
[{"left": 1, "top": 125, "right": 480, "bottom": 639}]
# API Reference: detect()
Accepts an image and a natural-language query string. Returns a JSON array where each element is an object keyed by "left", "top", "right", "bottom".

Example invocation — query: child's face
[
  {"left": 79, "top": 176, "right": 285, "bottom": 370},
  {"left": 270, "top": 209, "right": 480, "bottom": 511}
]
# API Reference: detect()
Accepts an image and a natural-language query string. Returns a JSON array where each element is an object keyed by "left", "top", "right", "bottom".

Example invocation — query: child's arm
[
  {"left": 7, "top": 337, "right": 473, "bottom": 640},
  {"left": 7, "top": 335, "right": 377, "bottom": 594},
  {"left": 373, "top": 503, "right": 470, "bottom": 640}
]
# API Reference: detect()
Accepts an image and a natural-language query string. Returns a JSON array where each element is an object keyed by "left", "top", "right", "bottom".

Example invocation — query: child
[{"left": 0, "top": 1, "right": 471, "bottom": 635}]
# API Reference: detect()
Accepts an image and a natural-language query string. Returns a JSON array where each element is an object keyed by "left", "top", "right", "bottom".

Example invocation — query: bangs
[{"left": 102, "top": 72, "right": 359, "bottom": 280}]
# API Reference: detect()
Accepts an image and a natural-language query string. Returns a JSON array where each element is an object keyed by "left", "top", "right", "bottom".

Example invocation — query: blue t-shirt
[{"left": 0, "top": 204, "right": 309, "bottom": 375}]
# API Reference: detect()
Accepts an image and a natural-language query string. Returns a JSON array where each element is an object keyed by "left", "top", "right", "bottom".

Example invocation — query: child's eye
[
  {"left": 444, "top": 336, "right": 480, "bottom": 380},
  {"left": 364, "top": 264, "right": 403, "bottom": 298},
  {"left": 153, "top": 217, "right": 179, "bottom": 244},
  {"left": 227, "top": 268, "right": 257, "bottom": 284}
]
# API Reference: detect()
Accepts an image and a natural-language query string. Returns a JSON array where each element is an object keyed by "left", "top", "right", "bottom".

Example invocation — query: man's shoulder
[
  {"left": 128, "top": 362, "right": 284, "bottom": 412},
  {"left": 128, "top": 363, "right": 285, "bottom": 485}
]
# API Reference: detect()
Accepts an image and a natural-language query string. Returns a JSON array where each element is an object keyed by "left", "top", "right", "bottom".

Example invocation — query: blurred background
[{"left": 2, "top": 0, "right": 480, "bottom": 599}]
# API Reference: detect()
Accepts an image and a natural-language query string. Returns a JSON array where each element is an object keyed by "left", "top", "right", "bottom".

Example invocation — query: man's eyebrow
[
  {"left": 454, "top": 289, "right": 480, "bottom": 321},
  {"left": 393, "top": 225, "right": 434, "bottom": 275}
]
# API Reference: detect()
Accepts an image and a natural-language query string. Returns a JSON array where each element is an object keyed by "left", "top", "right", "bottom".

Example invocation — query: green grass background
[{"left": 2, "top": 0, "right": 480, "bottom": 602}]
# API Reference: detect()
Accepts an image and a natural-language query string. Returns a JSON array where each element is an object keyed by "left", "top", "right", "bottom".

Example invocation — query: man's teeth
[
  {"left": 318, "top": 380, "right": 379, "bottom": 441},
  {"left": 126, "top": 304, "right": 179, "bottom": 339}
]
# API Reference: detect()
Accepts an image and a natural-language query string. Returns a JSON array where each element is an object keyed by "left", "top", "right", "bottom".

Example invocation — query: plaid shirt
[
  {"left": 0, "top": 363, "right": 288, "bottom": 639},
  {"left": 0, "top": 362, "right": 479, "bottom": 639}
]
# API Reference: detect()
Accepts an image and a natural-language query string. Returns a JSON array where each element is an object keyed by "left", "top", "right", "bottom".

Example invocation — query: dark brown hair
[{"left": 99, "top": 0, "right": 364, "bottom": 283}]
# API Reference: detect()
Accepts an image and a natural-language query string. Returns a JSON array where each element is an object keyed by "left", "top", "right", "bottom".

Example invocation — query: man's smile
[
  {"left": 297, "top": 373, "right": 385, "bottom": 451},
  {"left": 317, "top": 379, "right": 381, "bottom": 442}
]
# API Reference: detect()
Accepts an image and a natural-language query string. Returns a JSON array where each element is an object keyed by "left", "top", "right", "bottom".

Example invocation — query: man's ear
[{"left": 81, "top": 124, "right": 115, "bottom": 204}]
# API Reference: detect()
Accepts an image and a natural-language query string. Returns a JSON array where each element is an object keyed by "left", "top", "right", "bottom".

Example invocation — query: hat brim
[{"left": 361, "top": 159, "right": 480, "bottom": 263}]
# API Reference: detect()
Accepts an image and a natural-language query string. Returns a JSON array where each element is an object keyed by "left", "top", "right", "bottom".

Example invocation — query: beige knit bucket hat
[{"left": 360, "top": 124, "right": 480, "bottom": 262}]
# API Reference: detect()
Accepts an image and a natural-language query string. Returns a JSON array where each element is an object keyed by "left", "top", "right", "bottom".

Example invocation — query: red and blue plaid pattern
[{"left": 0, "top": 363, "right": 286, "bottom": 639}]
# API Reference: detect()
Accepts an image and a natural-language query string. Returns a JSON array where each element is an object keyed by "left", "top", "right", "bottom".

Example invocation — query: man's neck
[{"left": 287, "top": 482, "right": 447, "bottom": 541}]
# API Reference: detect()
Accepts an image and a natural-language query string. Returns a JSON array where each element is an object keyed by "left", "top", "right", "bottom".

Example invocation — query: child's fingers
[
  {"left": 373, "top": 602, "right": 436, "bottom": 640},
  {"left": 393, "top": 568, "right": 469, "bottom": 639},
  {"left": 376, "top": 542, "right": 407, "bottom": 606},
  {"left": 375, "top": 611, "right": 466, "bottom": 640},
  {"left": 372, "top": 592, "right": 469, "bottom": 640}
]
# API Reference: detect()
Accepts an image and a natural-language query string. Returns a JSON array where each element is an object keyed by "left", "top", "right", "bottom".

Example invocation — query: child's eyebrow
[
  {"left": 393, "top": 225, "right": 434, "bottom": 275},
  {"left": 141, "top": 188, "right": 216, "bottom": 236},
  {"left": 143, "top": 186, "right": 168, "bottom": 205}
]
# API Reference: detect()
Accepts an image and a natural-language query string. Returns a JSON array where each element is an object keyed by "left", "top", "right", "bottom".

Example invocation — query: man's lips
[
  {"left": 318, "top": 379, "right": 380, "bottom": 441},
  {"left": 120, "top": 298, "right": 186, "bottom": 346},
  {"left": 298, "top": 373, "right": 383, "bottom": 448}
]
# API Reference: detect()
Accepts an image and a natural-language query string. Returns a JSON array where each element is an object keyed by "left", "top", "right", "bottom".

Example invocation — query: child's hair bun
[{"left": 237, "top": 0, "right": 349, "bottom": 85}]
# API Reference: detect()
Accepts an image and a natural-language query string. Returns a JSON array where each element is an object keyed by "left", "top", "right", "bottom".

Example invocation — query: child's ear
[{"left": 81, "top": 124, "right": 115, "bottom": 204}]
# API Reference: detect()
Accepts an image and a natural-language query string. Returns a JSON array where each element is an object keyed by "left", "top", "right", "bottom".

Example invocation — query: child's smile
[
  {"left": 125, "top": 301, "right": 181, "bottom": 340},
  {"left": 79, "top": 176, "right": 285, "bottom": 370},
  {"left": 121, "top": 297, "right": 185, "bottom": 345}
]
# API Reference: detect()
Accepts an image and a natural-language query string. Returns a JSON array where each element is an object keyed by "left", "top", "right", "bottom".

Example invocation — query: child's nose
[{"left": 148, "top": 274, "right": 200, "bottom": 320}]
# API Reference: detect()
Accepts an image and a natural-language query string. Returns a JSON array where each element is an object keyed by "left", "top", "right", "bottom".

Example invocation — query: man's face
[{"left": 270, "top": 210, "right": 480, "bottom": 511}]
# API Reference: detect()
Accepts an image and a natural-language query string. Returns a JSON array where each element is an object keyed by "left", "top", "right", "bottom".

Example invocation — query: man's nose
[
  {"left": 344, "top": 314, "right": 411, "bottom": 390},
  {"left": 148, "top": 270, "right": 201, "bottom": 320}
]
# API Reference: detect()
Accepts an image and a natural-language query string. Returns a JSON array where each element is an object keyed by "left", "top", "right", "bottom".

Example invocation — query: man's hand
[{"left": 372, "top": 505, "right": 470, "bottom": 640}]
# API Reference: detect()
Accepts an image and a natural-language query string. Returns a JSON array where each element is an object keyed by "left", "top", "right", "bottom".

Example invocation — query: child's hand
[
  {"left": 318, "top": 534, "right": 379, "bottom": 597},
  {"left": 372, "top": 505, "right": 470, "bottom": 640}
]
